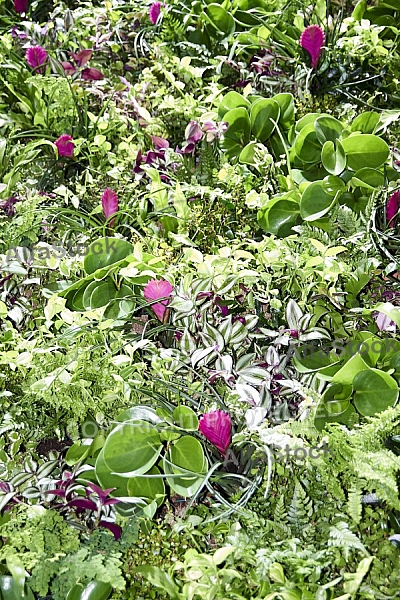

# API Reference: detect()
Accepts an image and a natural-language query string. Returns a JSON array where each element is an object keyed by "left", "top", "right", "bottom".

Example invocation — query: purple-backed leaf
[
  {"left": 61, "top": 61, "right": 77, "bottom": 76},
  {"left": 14, "top": 0, "right": 28, "bottom": 13},
  {"left": 25, "top": 46, "right": 48, "bottom": 73},
  {"left": 149, "top": 2, "right": 162, "bottom": 24},
  {"left": 101, "top": 188, "right": 118, "bottom": 227},
  {"left": 44, "top": 489, "right": 67, "bottom": 498},
  {"left": 386, "top": 191, "right": 400, "bottom": 228},
  {"left": 86, "top": 482, "right": 116, "bottom": 500},
  {"left": 81, "top": 67, "right": 104, "bottom": 81},
  {"left": 71, "top": 49, "right": 92, "bottom": 67},
  {"left": 143, "top": 279, "right": 174, "bottom": 322},
  {"left": 67, "top": 498, "right": 97, "bottom": 511},
  {"left": 300, "top": 25, "right": 325, "bottom": 69},
  {"left": 199, "top": 410, "right": 232, "bottom": 456},
  {"left": 151, "top": 135, "right": 169, "bottom": 150},
  {"left": 185, "top": 121, "right": 203, "bottom": 144},
  {"left": 99, "top": 520, "right": 122, "bottom": 540},
  {"left": 103, "top": 497, "right": 121, "bottom": 506}
]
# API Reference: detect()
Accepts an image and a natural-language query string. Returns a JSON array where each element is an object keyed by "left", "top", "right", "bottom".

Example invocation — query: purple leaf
[
  {"left": 101, "top": 188, "right": 118, "bottom": 227},
  {"left": 300, "top": 25, "right": 325, "bottom": 69},
  {"left": 386, "top": 191, "right": 400, "bottom": 228},
  {"left": 14, "top": 0, "right": 28, "bottom": 13},
  {"left": 149, "top": 2, "right": 162, "bottom": 24},
  {"left": 151, "top": 135, "right": 169, "bottom": 150},
  {"left": 25, "top": 46, "right": 48, "bottom": 73},
  {"left": 374, "top": 311, "right": 396, "bottom": 333},
  {"left": 67, "top": 498, "right": 97, "bottom": 511},
  {"left": 71, "top": 49, "right": 92, "bottom": 68},
  {"left": 61, "top": 61, "right": 77, "bottom": 76},
  {"left": 81, "top": 67, "right": 104, "bottom": 81},
  {"left": 143, "top": 279, "right": 174, "bottom": 323},
  {"left": 44, "top": 489, "right": 67, "bottom": 498},
  {"left": 199, "top": 410, "right": 232, "bottom": 456},
  {"left": 185, "top": 121, "right": 203, "bottom": 144},
  {"left": 54, "top": 134, "right": 74, "bottom": 158},
  {"left": 99, "top": 520, "right": 122, "bottom": 540}
]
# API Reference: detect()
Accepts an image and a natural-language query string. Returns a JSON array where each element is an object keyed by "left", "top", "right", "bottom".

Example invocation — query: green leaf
[
  {"left": 250, "top": 98, "right": 280, "bottom": 142},
  {"left": 239, "top": 141, "right": 259, "bottom": 165},
  {"left": 321, "top": 139, "right": 346, "bottom": 175},
  {"left": 173, "top": 406, "right": 199, "bottom": 430},
  {"left": 300, "top": 181, "right": 337, "bottom": 221},
  {"left": 102, "top": 422, "right": 162, "bottom": 477},
  {"left": 332, "top": 353, "right": 370, "bottom": 386},
  {"left": 294, "top": 123, "right": 322, "bottom": 163},
  {"left": 133, "top": 567, "right": 181, "bottom": 600},
  {"left": 95, "top": 448, "right": 129, "bottom": 496},
  {"left": 373, "top": 302, "right": 400, "bottom": 327},
  {"left": 84, "top": 238, "right": 134, "bottom": 275},
  {"left": 169, "top": 436, "right": 205, "bottom": 473},
  {"left": 257, "top": 196, "right": 301, "bottom": 237},
  {"left": 127, "top": 466, "right": 165, "bottom": 505},
  {"left": 341, "top": 134, "right": 390, "bottom": 171},
  {"left": 350, "top": 111, "right": 379, "bottom": 133},
  {"left": 203, "top": 4, "right": 235, "bottom": 39},
  {"left": 314, "top": 400, "right": 357, "bottom": 431},
  {"left": 66, "top": 581, "right": 112, "bottom": 600},
  {"left": 273, "top": 93, "right": 295, "bottom": 129},
  {"left": 223, "top": 107, "right": 251, "bottom": 147},
  {"left": 0, "top": 577, "right": 35, "bottom": 600},
  {"left": 353, "top": 369, "right": 399, "bottom": 416},
  {"left": 349, "top": 167, "right": 385, "bottom": 190},
  {"left": 315, "top": 115, "right": 344, "bottom": 144}
]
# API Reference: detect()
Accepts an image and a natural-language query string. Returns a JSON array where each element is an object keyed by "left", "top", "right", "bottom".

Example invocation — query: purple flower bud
[
  {"left": 102, "top": 188, "right": 118, "bottom": 227},
  {"left": 54, "top": 134, "right": 74, "bottom": 158},
  {"left": 25, "top": 46, "right": 48, "bottom": 73},
  {"left": 149, "top": 2, "right": 162, "bottom": 24},
  {"left": 199, "top": 410, "right": 232, "bottom": 456},
  {"left": 185, "top": 120, "right": 203, "bottom": 144},
  {"left": 300, "top": 25, "right": 325, "bottom": 69},
  {"left": 144, "top": 279, "right": 174, "bottom": 322},
  {"left": 386, "top": 191, "right": 400, "bottom": 228}
]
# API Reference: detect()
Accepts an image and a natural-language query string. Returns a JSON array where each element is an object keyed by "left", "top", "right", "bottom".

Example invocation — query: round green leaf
[
  {"left": 341, "top": 134, "right": 390, "bottom": 171},
  {"left": 350, "top": 111, "right": 379, "bottom": 134},
  {"left": 84, "top": 237, "right": 134, "bottom": 275},
  {"left": 102, "top": 422, "right": 162, "bottom": 477},
  {"left": 250, "top": 98, "right": 280, "bottom": 142},
  {"left": 66, "top": 581, "right": 112, "bottom": 600},
  {"left": 95, "top": 448, "right": 129, "bottom": 496},
  {"left": 0, "top": 577, "right": 35, "bottom": 600},
  {"left": 204, "top": 4, "right": 235, "bottom": 37},
  {"left": 353, "top": 368, "right": 399, "bottom": 416},
  {"left": 273, "top": 93, "right": 295, "bottom": 129},
  {"left": 223, "top": 107, "right": 251, "bottom": 145},
  {"left": 218, "top": 91, "right": 250, "bottom": 119},
  {"left": 314, "top": 400, "right": 357, "bottom": 431},
  {"left": 163, "top": 454, "right": 207, "bottom": 497},
  {"left": 294, "top": 123, "right": 322, "bottom": 163},
  {"left": 127, "top": 466, "right": 165, "bottom": 506},
  {"left": 257, "top": 197, "right": 301, "bottom": 237},
  {"left": 239, "top": 141, "right": 259, "bottom": 165},
  {"left": 169, "top": 436, "right": 205, "bottom": 473},
  {"left": 321, "top": 139, "right": 346, "bottom": 175},
  {"left": 315, "top": 116, "right": 344, "bottom": 144},
  {"left": 349, "top": 167, "right": 384, "bottom": 190},
  {"left": 173, "top": 406, "right": 199, "bottom": 430},
  {"left": 322, "top": 175, "right": 346, "bottom": 196},
  {"left": 300, "top": 181, "right": 337, "bottom": 221},
  {"left": 322, "top": 383, "right": 352, "bottom": 415}
]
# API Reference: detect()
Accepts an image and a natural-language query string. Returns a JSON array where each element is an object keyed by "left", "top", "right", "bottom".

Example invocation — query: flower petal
[
  {"left": 102, "top": 188, "right": 119, "bottom": 226},
  {"left": 143, "top": 279, "right": 174, "bottom": 322},
  {"left": 25, "top": 46, "right": 48, "bottom": 73},
  {"left": 54, "top": 134, "right": 74, "bottom": 158},
  {"left": 149, "top": 2, "right": 161, "bottom": 24},
  {"left": 386, "top": 191, "right": 400, "bottom": 228}
]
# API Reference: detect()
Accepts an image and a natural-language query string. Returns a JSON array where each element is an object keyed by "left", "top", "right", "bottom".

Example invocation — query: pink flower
[
  {"left": 54, "top": 134, "right": 74, "bottom": 158},
  {"left": 149, "top": 2, "right": 161, "bottom": 24},
  {"left": 81, "top": 67, "right": 104, "bottom": 81},
  {"left": 199, "top": 410, "right": 232, "bottom": 456},
  {"left": 102, "top": 188, "right": 118, "bottom": 227},
  {"left": 386, "top": 191, "right": 400, "bottom": 228},
  {"left": 300, "top": 25, "right": 325, "bottom": 69},
  {"left": 25, "top": 46, "right": 48, "bottom": 73},
  {"left": 143, "top": 279, "right": 174, "bottom": 322},
  {"left": 14, "top": 0, "right": 28, "bottom": 13}
]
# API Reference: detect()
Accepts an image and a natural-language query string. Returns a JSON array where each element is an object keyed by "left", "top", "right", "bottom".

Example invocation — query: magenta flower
[
  {"left": 54, "top": 134, "right": 74, "bottom": 158},
  {"left": 14, "top": 0, "right": 28, "bottom": 13},
  {"left": 199, "top": 410, "right": 232, "bottom": 456},
  {"left": 25, "top": 46, "right": 48, "bottom": 73},
  {"left": 102, "top": 188, "right": 118, "bottom": 227},
  {"left": 149, "top": 2, "right": 161, "bottom": 24},
  {"left": 300, "top": 25, "right": 325, "bottom": 69},
  {"left": 143, "top": 279, "right": 174, "bottom": 322},
  {"left": 386, "top": 191, "right": 400, "bottom": 228}
]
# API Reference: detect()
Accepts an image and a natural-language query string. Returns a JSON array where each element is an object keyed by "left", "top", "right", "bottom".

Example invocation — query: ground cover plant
[{"left": 0, "top": 0, "right": 400, "bottom": 598}]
